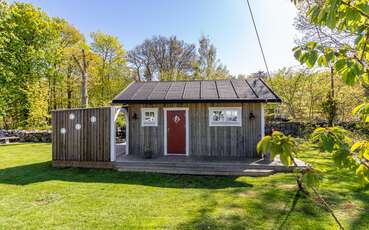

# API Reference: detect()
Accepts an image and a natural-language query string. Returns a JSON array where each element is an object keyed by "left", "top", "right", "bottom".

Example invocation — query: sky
[{"left": 13, "top": 0, "right": 300, "bottom": 76}]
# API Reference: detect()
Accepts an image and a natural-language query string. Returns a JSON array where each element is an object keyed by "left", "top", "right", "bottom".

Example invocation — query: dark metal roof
[{"left": 112, "top": 78, "right": 281, "bottom": 104}]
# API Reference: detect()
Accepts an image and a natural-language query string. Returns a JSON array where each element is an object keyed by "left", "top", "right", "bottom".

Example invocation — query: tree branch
[
  {"left": 72, "top": 55, "right": 83, "bottom": 73},
  {"left": 342, "top": 1, "right": 369, "bottom": 20}
]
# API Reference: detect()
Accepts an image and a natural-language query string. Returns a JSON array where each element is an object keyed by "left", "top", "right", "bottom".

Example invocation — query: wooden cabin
[
  {"left": 112, "top": 78, "right": 281, "bottom": 160},
  {"left": 51, "top": 78, "right": 286, "bottom": 175}
]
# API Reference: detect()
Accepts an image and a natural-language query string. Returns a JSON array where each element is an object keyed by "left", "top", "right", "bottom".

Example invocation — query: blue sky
[{"left": 13, "top": 0, "right": 300, "bottom": 75}]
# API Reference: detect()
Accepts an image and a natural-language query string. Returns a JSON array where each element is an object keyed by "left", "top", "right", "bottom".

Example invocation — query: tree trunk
[
  {"left": 81, "top": 49, "right": 88, "bottom": 108},
  {"left": 330, "top": 66, "right": 334, "bottom": 98},
  {"left": 72, "top": 49, "right": 88, "bottom": 108},
  {"left": 66, "top": 64, "right": 73, "bottom": 109},
  {"left": 52, "top": 76, "right": 56, "bottom": 110}
]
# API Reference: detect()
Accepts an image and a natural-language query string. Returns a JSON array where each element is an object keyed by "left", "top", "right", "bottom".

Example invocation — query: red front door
[{"left": 167, "top": 110, "right": 186, "bottom": 155}]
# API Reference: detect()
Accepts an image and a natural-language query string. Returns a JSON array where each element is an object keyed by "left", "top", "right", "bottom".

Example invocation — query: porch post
[
  {"left": 261, "top": 103, "right": 265, "bottom": 139},
  {"left": 110, "top": 107, "right": 116, "bottom": 162},
  {"left": 122, "top": 108, "right": 129, "bottom": 155}
]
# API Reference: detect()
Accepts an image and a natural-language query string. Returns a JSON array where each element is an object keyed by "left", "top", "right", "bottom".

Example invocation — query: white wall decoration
[
  {"left": 75, "top": 124, "right": 81, "bottom": 130},
  {"left": 69, "top": 113, "right": 75, "bottom": 120},
  {"left": 60, "top": 128, "right": 66, "bottom": 134},
  {"left": 90, "top": 116, "right": 96, "bottom": 123}
]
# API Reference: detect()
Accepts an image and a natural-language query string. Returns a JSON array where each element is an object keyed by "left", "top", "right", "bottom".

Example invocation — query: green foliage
[
  {"left": 26, "top": 81, "right": 50, "bottom": 129},
  {"left": 296, "top": 167, "right": 322, "bottom": 189},
  {"left": 293, "top": 0, "right": 369, "bottom": 184},
  {"left": 268, "top": 68, "right": 364, "bottom": 122},
  {"left": 258, "top": 131, "right": 321, "bottom": 190},
  {"left": 321, "top": 93, "right": 337, "bottom": 126},
  {"left": 0, "top": 2, "right": 60, "bottom": 128},
  {"left": 293, "top": 1, "right": 369, "bottom": 86},
  {"left": 0, "top": 2, "right": 131, "bottom": 129},
  {"left": 352, "top": 102, "right": 369, "bottom": 122},
  {"left": 257, "top": 131, "right": 298, "bottom": 166},
  {"left": 351, "top": 140, "right": 369, "bottom": 184},
  {"left": 89, "top": 31, "right": 130, "bottom": 106},
  {"left": 311, "top": 126, "right": 369, "bottom": 183}
]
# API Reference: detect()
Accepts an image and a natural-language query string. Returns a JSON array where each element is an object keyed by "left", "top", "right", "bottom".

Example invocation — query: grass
[{"left": 0, "top": 143, "right": 368, "bottom": 229}]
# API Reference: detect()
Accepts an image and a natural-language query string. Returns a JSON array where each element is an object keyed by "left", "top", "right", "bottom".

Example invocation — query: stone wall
[
  {"left": 1, "top": 121, "right": 366, "bottom": 143},
  {"left": 265, "top": 122, "right": 309, "bottom": 137},
  {"left": 266, "top": 121, "right": 369, "bottom": 137},
  {"left": 0, "top": 130, "right": 52, "bottom": 142}
]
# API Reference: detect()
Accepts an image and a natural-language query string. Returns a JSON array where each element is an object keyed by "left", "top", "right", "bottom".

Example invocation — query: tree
[
  {"left": 293, "top": 0, "right": 369, "bottom": 183},
  {"left": 127, "top": 35, "right": 231, "bottom": 81},
  {"left": 268, "top": 68, "right": 363, "bottom": 122},
  {"left": 72, "top": 48, "right": 89, "bottom": 108},
  {"left": 127, "top": 36, "right": 197, "bottom": 81},
  {"left": 258, "top": 131, "right": 343, "bottom": 229},
  {"left": 293, "top": 2, "right": 358, "bottom": 125},
  {"left": 0, "top": 2, "right": 60, "bottom": 128},
  {"left": 55, "top": 18, "right": 86, "bottom": 109},
  {"left": 194, "top": 35, "right": 230, "bottom": 80},
  {"left": 90, "top": 31, "right": 129, "bottom": 106},
  {"left": 249, "top": 70, "right": 268, "bottom": 79}
]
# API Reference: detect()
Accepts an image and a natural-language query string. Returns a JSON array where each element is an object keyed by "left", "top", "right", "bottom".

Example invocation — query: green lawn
[{"left": 0, "top": 143, "right": 368, "bottom": 229}]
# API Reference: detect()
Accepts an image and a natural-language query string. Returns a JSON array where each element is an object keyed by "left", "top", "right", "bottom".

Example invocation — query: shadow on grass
[
  {"left": 277, "top": 190, "right": 303, "bottom": 230},
  {"left": 347, "top": 184, "right": 369, "bottom": 230},
  {"left": 0, "top": 161, "right": 252, "bottom": 189}
]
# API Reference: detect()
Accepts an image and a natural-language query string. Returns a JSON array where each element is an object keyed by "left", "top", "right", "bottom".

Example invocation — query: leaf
[
  {"left": 362, "top": 73, "right": 369, "bottom": 84},
  {"left": 306, "top": 41, "right": 317, "bottom": 49},
  {"left": 363, "top": 150, "right": 369, "bottom": 161},
  {"left": 303, "top": 170, "right": 321, "bottom": 188},
  {"left": 356, "top": 164, "right": 369, "bottom": 184},
  {"left": 257, "top": 135, "right": 271, "bottom": 154},
  {"left": 326, "top": 0, "right": 338, "bottom": 29},
  {"left": 351, "top": 140, "right": 366, "bottom": 152},
  {"left": 294, "top": 49, "right": 302, "bottom": 61},
  {"left": 334, "top": 59, "right": 346, "bottom": 72},
  {"left": 307, "top": 50, "right": 318, "bottom": 68},
  {"left": 358, "top": 3, "right": 369, "bottom": 16},
  {"left": 342, "top": 66, "right": 358, "bottom": 86},
  {"left": 317, "top": 55, "right": 327, "bottom": 67},
  {"left": 352, "top": 103, "right": 366, "bottom": 115},
  {"left": 324, "top": 50, "right": 335, "bottom": 63}
]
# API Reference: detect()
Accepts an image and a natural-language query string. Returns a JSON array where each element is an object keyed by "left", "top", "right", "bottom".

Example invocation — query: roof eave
[{"left": 111, "top": 98, "right": 282, "bottom": 104}]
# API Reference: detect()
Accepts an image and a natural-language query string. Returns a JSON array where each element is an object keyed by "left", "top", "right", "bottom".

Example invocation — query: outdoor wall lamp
[
  {"left": 249, "top": 112, "right": 255, "bottom": 120},
  {"left": 132, "top": 113, "right": 138, "bottom": 120}
]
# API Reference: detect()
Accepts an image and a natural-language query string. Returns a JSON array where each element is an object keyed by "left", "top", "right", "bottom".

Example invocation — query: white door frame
[
  {"left": 122, "top": 107, "right": 129, "bottom": 155},
  {"left": 163, "top": 108, "right": 189, "bottom": 156}
]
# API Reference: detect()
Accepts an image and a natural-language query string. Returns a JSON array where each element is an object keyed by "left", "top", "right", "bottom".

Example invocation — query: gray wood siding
[
  {"left": 52, "top": 107, "right": 112, "bottom": 165},
  {"left": 128, "top": 103, "right": 263, "bottom": 159}
]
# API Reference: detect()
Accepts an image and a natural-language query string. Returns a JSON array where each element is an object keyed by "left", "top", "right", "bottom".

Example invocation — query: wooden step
[
  {"left": 113, "top": 161, "right": 293, "bottom": 172},
  {"left": 114, "top": 164, "right": 275, "bottom": 176}
]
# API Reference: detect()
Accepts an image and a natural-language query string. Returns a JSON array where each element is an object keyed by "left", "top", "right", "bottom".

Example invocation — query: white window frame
[
  {"left": 208, "top": 107, "right": 242, "bottom": 127},
  {"left": 141, "top": 108, "right": 158, "bottom": 127}
]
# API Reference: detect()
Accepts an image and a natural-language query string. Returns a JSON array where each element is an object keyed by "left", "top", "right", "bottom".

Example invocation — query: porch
[{"left": 114, "top": 144, "right": 306, "bottom": 176}]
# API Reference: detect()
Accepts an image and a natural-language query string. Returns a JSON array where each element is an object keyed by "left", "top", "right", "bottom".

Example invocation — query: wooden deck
[{"left": 114, "top": 145, "right": 306, "bottom": 176}]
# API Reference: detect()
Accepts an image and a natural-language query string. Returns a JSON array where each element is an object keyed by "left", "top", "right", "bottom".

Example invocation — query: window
[
  {"left": 209, "top": 107, "right": 242, "bottom": 127},
  {"left": 141, "top": 108, "right": 158, "bottom": 126}
]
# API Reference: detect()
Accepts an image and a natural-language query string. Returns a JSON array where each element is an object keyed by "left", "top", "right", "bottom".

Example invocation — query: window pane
[
  {"left": 225, "top": 110, "right": 238, "bottom": 122},
  {"left": 212, "top": 111, "right": 224, "bottom": 122},
  {"left": 145, "top": 111, "right": 155, "bottom": 122}
]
